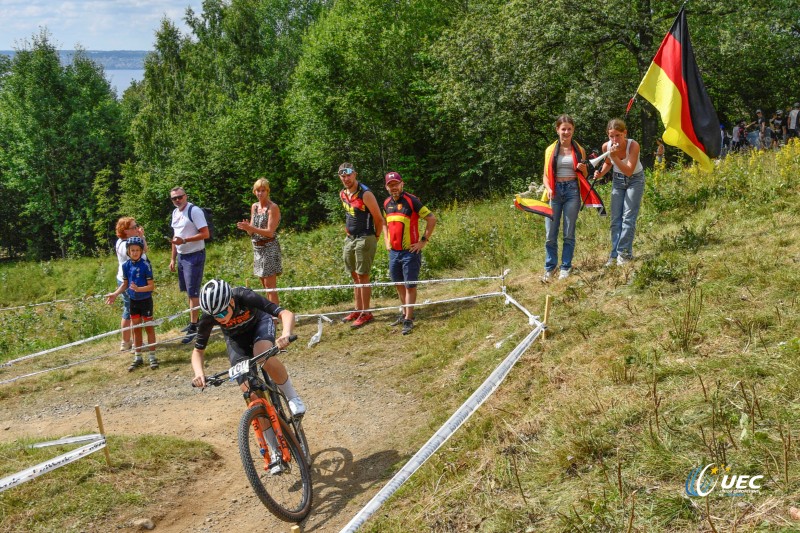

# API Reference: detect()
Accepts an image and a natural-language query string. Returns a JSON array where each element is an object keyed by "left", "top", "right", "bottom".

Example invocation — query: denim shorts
[
  {"left": 117, "top": 279, "right": 131, "bottom": 320},
  {"left": 388, "top": 249, "right": 422, "bottom": 288},
  {"left": 178, "top": 249, "right": 206, "bottom": 297}
]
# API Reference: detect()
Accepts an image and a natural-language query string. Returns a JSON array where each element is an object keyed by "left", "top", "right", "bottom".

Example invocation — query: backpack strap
[{"left": 186, "top": 203, "right": 195, "bottom": 224}]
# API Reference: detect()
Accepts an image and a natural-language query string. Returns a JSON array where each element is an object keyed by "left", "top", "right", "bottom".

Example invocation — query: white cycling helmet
[{"left": 200, "top": 279, "right": 233, "bottom": 316}]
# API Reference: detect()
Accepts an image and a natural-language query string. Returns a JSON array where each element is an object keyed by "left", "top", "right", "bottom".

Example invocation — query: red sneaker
[
  {"left": 351, "top": 312, "right": 374, "bottom": 329},
  {"left": 341, "top": 311, "right": 361, "bottom": 323}
]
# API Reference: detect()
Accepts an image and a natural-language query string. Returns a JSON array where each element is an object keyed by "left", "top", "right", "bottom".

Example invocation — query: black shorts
[
  {"left": 129, "top": 297, "right": 154, "bottom": 320},
  {"left": 225, "top": 312, "right": 276, "bottom": 384}
]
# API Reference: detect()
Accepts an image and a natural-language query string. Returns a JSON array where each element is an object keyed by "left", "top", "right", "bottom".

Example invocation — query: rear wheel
[{"left": 238, "top": 405, "right": 313, "bottom": 522}]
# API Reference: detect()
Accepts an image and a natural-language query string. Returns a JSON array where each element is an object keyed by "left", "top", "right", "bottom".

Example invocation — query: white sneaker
[
  {"left": 541, "top": 270, "right": 552, "bottom": 283},
  {"left": 604, "top": 258, "right": 616, "bottom": 268},
  {"left": 288, "top": 397, "right": 306, "bottom": 417},
  {"left": 120, "top": 341, "right": 132, "bottom": 351},
  {"left": 558, "top": 269, "right": 570, "bottom": 280},
  {"left": 617, "top": 255, "right": 630, "bottom": 266}
]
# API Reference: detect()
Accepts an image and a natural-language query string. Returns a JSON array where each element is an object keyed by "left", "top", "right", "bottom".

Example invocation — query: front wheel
[{"left": 238, "top": 405, "right": 313, "bottom": 522}]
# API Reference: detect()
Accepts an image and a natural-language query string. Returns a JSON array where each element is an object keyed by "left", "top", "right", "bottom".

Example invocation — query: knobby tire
[{"left": 238, "top": 405, "right": 313, "bottom": 522}]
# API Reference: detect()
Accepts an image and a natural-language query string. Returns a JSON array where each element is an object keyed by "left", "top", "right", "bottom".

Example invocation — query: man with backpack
[
  {"left": 169, "top": 186, "right": 210, "bottom": 343},
  {"left": 382, "top": 171, "right": 436, "bottom": 335}
]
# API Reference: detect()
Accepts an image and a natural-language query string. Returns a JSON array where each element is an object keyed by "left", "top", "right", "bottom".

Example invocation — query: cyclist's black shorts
[{"left": 225, "top": 311, "right": 276, "bottom": 384}]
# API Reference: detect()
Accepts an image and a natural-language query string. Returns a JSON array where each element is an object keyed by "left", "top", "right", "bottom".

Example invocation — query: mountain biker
[{"left": 190, "top": 279, "right": 306, "bottom": 413}]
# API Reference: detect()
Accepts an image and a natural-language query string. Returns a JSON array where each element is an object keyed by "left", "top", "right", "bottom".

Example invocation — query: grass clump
[{"left": 0, "top": 435, "right": 218, "bottom": 532}]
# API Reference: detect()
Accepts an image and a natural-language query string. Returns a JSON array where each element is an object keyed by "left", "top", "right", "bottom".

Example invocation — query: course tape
[
  {"left": 0, "top": 309, "right": 189, "bottom": 368},
  {"left": 0, "top": 273, "right": 507, "bottom": 312},
  {"left": 30, "top": 434, "right": 103, "bottom": 448},
  {"left": 2, "top": 274, "right": 506, "bottom": 369},
  {"left": 0, "top": 436, "right": 107, "bottom": 493},
  {"left": 339, "top": 320, "right": 544, "bottom": 533},
  {"left": 0, "top": 294, "right": 106, "bottom": 312}
]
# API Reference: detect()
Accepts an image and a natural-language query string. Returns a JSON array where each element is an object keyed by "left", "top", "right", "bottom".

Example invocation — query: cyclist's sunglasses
[
  {"left": 214, "top": 304, "right": 231, "bottom": 319},
  {"left": 338, "top": 168, "right": 354, "bottom": 176}
]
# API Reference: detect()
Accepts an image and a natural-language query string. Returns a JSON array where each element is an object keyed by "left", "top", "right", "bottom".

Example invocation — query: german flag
[
  {"left": 514, "top": 195, "right": 553, "bottom": 219},
  {"left": 637, "top": 7, "right": 720, "bottom": 171}
]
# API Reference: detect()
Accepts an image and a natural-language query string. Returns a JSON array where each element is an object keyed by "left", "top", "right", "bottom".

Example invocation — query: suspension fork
[{"left": 248, "top": 397, "right": 291, "bottom": 464}]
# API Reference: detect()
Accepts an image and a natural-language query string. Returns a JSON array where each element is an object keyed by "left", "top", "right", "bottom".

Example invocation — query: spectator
[
  {"left": 106, "top": 236, "right": 158, "bottom": 371},
  {"left": 191, "top": 279, "right": 305, "bottom": 474},
  {"left": 755, "top": 109, "right": 767, "bottom": 149},
  {"left": 112, "top": 217, "right": 148, "bottom": 351},
  {"left": 787, "top": 102, "right": 800, "bottom": 140},
  {"left": 731, "top": 121, "right": 744, "bottom": 152},
  {"left": 540, "top": 114, "right": 589, "bottom": 281},
  {"left": 654, "top": 138, "right": 665, "bottom": 165},
  {"left": 338, "top": 162, "right": 383, "bottom": 329},
  {"left": 237, "top": 178, "right": 282, "bottom": 304},
  {"left": 594, "top": 118, "right": 645, "bottom": 267},
  {"left": 168, "top": 187, "right": 210, "bottom": 343},
  {"left": 382, "top": 171, "right": 437, "bottom": 335},
  {"left": 772, "top": 109, "right": 786, "bottom": 147}
]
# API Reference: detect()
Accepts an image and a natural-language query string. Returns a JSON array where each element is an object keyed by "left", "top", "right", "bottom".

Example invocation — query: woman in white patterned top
[{"left": 237, "top": 178, "right": 283, "bottom": 304}]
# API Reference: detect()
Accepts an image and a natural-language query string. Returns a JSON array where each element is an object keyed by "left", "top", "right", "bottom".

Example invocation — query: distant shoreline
[{"left": 0, "top": 50, "right": 148, "bottom": 70}]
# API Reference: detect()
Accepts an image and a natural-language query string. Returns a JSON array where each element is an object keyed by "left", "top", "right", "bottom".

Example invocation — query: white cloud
[{"left": 0, "top": 0, "right": 203, "bottom": 50}]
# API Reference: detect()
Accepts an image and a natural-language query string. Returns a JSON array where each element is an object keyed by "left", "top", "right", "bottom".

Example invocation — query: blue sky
[{"left": 0, "top": 0, "right": 204, "bottom": 50}]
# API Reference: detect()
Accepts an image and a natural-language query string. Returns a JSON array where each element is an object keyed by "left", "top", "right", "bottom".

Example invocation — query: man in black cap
[{"left": 382, "top": 171, "right": 436, "bottom": 335}]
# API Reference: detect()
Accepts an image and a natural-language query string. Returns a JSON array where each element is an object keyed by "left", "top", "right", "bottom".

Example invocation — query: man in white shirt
[
  {"left": 788, "top": 102, "right": 800, "bottom": 140},
  {"left": 169, "top": 187, "right": 210, "bottom": 343}
]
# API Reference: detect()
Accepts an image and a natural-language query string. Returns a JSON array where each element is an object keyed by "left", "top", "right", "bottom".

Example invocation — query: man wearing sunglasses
[
  {"left": 338, "top": 162, "right": 383, "bottom": 329},
  {"left": 169, "top": 186, "right": 211, "bottom": 343}
]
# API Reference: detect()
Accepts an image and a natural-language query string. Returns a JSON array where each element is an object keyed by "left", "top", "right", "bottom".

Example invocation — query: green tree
[{"left": 0, "top": 32, "right": 127, "bottom": 258}]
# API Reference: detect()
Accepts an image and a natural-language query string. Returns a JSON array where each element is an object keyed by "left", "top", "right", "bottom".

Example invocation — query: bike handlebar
[{"left": 192, "top": 334, "right": 297, "bottom": 388}]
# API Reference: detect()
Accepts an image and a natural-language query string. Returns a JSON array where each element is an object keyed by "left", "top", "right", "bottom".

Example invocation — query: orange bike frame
[{"left": 248, "top": 397, "right": 292, "bottom": 465}]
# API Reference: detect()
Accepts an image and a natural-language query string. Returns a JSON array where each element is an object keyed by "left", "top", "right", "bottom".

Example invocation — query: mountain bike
[{"left": 197, "top": 335, "right": 312, "bottom": 522}]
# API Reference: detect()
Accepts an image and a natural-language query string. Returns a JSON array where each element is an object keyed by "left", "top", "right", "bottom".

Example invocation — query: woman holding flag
[
  {"left": 593, "top": 118, "right": 644, "bottom": 267},
  {"left": 540, "top": 114, "right": 590, "bottom": 282}
]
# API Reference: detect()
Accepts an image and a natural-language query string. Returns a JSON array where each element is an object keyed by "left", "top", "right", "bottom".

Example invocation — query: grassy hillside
[
  {"left": 363, "top": 143, "right": 800, "bottom": 532},
  {"left": 1, "top": 143, "right": 800, "bottom": 530}
]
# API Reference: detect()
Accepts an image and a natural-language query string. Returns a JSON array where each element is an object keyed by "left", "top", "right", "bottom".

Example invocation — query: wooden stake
[
  {"left": 94, "top": 405, "right": 112, "bottom": 466},
  {"left": 542, "top": 295, "right": 553, "bottom": 340}
]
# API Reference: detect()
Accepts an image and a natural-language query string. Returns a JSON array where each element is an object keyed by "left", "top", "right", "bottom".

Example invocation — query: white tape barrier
[
  {"left": 0, "top": 436, "right": 107, "bottom": 493},
  {"left": 0, "top": 309, "right": 190, "bottom": 368},
  {"left": 0, "top": 294, "right": 106, "bottom": 312},
  {"left": 3, "top": 274, "right": 507, "bottom": 368},
  {"left": 0, "top": 329, "right": 222, "bottom": 386},
  {"left": 340, "top": 321, "right": 544, "bottom": 533},
  {"left": 0, "top": 272, "right": 508, "bottom": 313}
]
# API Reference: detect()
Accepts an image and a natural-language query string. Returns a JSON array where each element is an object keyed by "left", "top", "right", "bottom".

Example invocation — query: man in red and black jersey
[
  {"left": 338, "top": 162, "right": 384, "bottom": 329},
  {"left": 382, "top": 172, "right": 436, "bottom": 335}
]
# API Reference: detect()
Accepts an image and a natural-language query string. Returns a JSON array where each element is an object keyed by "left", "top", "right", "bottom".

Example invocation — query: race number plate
[{"left": 228, "top": 359, "right": 250, "bottom": 380}]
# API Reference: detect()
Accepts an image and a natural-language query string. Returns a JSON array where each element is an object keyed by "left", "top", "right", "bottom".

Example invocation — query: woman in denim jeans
[
  {"left": 594, "top": 119, "right": 645, "bottom": 266},
  {"left": 541, "top": 115, "right": 590, "bottom": 281}
]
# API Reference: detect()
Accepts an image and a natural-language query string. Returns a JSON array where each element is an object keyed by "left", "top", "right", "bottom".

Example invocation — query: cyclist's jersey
[
  {"left": 383, "top": 192, "right": 431, "bottom": 251},
  {"left": 121, "top": 258, "right": 154, "bottom": 301},
  {"left": 340, "top": 182, "right": 375, "bottom": 237},
  {"left": 194, "top": 287, "right": 284, "bottom": 350}
]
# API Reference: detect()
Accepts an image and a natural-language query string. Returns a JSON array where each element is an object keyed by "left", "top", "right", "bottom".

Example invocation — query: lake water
[{"left": 106, "top": 69, "right": 145, "bottom": 96}]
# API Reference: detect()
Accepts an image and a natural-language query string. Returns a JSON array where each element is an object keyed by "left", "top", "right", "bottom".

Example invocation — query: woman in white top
[
  {"left": 113, "top": 217, "right": 148, "bottom": 350},
  {"left": 593, "top": 118, "right": 645, "bottom": 266}
]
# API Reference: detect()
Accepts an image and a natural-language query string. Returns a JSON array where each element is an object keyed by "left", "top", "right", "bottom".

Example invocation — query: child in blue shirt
[{"left": 106, "top": 237, "right": 158, "bottom": 370}]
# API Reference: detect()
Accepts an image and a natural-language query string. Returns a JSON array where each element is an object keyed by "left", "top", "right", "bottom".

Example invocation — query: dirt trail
[{"left": 0, "top": 330, "right": 421, "bottom": 532}]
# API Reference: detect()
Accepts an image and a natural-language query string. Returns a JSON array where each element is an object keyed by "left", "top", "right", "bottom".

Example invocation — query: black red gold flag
[
  {"left": 514, "top": 195, "right": 553, "bottom": 219},
  {"left": 637, "top": 7, "right": 720, "bottom": 170}
]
